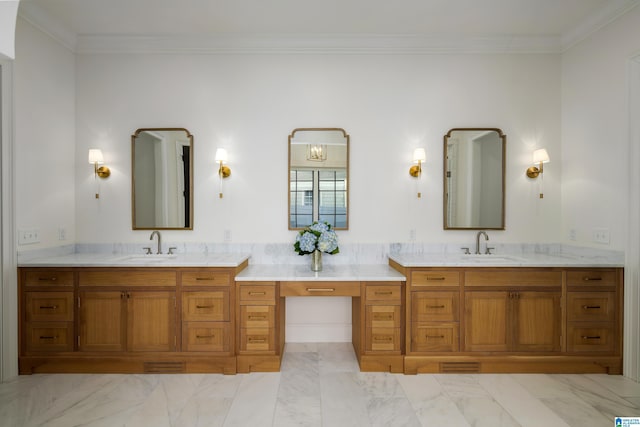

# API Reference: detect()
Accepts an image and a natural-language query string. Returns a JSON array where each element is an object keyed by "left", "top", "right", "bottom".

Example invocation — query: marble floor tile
[{"left": 1, "top": 344, "right": 639, "bottom": 427}]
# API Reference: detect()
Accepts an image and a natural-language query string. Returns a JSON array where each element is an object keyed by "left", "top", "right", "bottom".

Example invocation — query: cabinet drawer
[
  {"left": 79, "top": 270, "right": 177, "bottom": 287},
  {"left": 366, "top": 328, "right": 401, "bottom": 352},
  {"left": 26, "top": 322, "right": 73, "bottom": 352},
  {"left": 240, "top": 306, "right": 275, "bottom": 328},
  {"left": 182, "top": 322, "right": 230, "bottom": 352},
  {"left": 566, "top": 270, "right": 618, "bottom": 288},
  {"left": 23, "top": 270, "right": 73, "bottom": 287},
  {"left": 412, "top": 291, "right": 458, "bottom": 322},
  {"left": 411, "top": 271, "right": 459, "bottom": 288},
  {"left": 567, "top": 292, "right": 615, "bottom": 322},
  {"left": 240, "top": 328, "right": 275, "bottom": 352},
  {"left": 182, "top": 291, "right": 229, "bottom": 321},
  {"left": 567, "top": 324, "right": 615, "bottom": 353},
  {"left": 366, "top": 305, "right": 401, "bottom": 328},
  {"left": 26, "top": 292, "right": 74, "bottom": 322},
  {"left": 465, "top": 270, "right": 562, "bottom": 287},
  {"left": 365, "top": 285, "right": 402, "bottom": 304},
  {"left": 239, "top": 285, "right": 276, "bottom": 304},
  {"left": 280, "top": 281, "right": 360, "bottom": 297},
  {"left": 181, "top": 270, "right": 231, "bottom": 286},
  {"left": 412, "top": 323, "right": 459, "bottom": 352}
]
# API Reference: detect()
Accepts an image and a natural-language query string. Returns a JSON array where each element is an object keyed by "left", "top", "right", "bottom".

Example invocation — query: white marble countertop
[
  {"left": 235, "top": 264, "right": 406, "bottom": 281},
  {"left": 388, "top": 252, "right": 624, "bottom": 268},
  {"left": 17, "top": 252, "right": 251, "bottom": 268}
]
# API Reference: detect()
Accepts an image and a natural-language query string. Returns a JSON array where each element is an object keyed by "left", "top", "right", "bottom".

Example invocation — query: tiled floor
[{"left": 1, "top": 343, "right": 639, "bottom": 426}]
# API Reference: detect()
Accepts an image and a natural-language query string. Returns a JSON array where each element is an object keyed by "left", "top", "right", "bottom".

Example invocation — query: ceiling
[{"left": 17, "top": 0, "right": 640, "bottom": 53}]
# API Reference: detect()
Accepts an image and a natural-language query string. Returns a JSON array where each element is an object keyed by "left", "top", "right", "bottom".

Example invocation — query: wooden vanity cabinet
[
  {"left": 19, "top": 264, "right": 246, "bottom": 374},
  {"left": 389, "top": 262, "right": 623, "bottom": 375}
]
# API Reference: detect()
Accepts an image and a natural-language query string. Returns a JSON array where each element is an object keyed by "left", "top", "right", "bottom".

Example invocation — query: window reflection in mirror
[
  {"left": 288, "top": 128, "right": 349, "bottom": 230},
  {"left": 444, "top": 128, "right": 505, "bottom": 230},
  {"left": 132, "top": 128, "right": 193, "bottom": 230}
]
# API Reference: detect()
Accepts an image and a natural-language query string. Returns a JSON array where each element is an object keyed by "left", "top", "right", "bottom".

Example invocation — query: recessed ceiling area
[{"left": 17, "top": 0, "right": 640, "bottom": 53}]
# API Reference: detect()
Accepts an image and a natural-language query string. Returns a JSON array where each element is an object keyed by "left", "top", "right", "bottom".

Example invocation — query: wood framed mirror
[
  {"left": 132, "top": 128, "right": 193, "bottom": 230},
  {"left": 288, "top": 128, "right": 349, "bottom": 230},
  {"left": 443, "top": 128, "right": 505, "bottom": 230}
]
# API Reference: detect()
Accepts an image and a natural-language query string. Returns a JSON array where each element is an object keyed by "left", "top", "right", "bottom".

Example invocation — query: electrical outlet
[
  {"left": 568, "top": 229, "right": 576, "bottom": 241},
  {"left": 58, "top": 227, "right": 67, "bottom": 241},
  {"left": 593, "top": 228, "right": 610, "bottom": 244},
  {"left": 409, "top": 229, "right": 416, "bottom": 241},
  {"left": 224, "top": 229, "right": 232, "bottom": 242},
  {"left": 18, "top": 229, "right": 40, "bottom": 245}
]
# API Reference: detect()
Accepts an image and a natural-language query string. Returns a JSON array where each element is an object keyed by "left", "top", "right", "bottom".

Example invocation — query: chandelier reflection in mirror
[{"left": 307, "top": 144, "right": 327, "bottom": 162}]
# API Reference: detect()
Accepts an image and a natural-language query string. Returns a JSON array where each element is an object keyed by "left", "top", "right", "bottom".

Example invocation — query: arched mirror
[
  {"left": 132, "top": 128, "right": 193, "bottom": 230},
  {"left": 444, "top": 128, "right": 505, "bottom": 230},
  {"left": 288, "top": 128, "right": 349, "bottom": 230}
]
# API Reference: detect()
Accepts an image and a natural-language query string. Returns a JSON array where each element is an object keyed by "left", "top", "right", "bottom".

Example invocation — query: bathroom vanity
[{"left": 17, "top": 251, "right": 623, "bottom": 375}]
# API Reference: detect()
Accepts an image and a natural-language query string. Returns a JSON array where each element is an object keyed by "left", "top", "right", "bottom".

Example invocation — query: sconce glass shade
[
  {"left": 215, "top": 148, "right": 228, "bottom": 163},
  {"left": 532, "top": 148, "right": 550, "bottom": 164},
  {"left": 88, "top": 149, "right": 104, "bottom": 164},
  {"left": 412, "top": 148, "right": 426, "bottom": 163}
]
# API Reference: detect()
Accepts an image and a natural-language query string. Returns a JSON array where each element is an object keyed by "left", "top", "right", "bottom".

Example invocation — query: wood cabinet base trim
[
  {"left": 19, "top": 355, "right": 237, "bottom": 375},
  {"left": 357, "top": 355, "right": 404, "bottom": 373},
  {"left": 236, "top": 355, "right": 281, "bottom": 373},
  {"left": 403, "top": 355, "right": 622, "bottom": 375}
]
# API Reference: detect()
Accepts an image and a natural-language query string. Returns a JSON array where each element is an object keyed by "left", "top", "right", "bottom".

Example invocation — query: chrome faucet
[
  {"left": 149, "top": 230, "right": 162, "bottom": 254},
  {"left": 475, "top": 231, "right": 488, "bottom": 255}
]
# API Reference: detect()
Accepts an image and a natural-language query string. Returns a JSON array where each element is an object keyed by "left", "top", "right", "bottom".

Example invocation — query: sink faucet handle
[
  {"left": 143, "top": 247, "right": 152, "bottom": 255},
  {"left": 168, "top": 247, "right": 177, "bottom": 255},
  {"left": 461, "top": 247, "right": 471, "bottom": 255},
  {"left": 485, "top": 247, "right": 495, "bottom": 255}
]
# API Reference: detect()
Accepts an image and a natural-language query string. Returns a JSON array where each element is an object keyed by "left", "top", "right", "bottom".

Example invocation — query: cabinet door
[
  {"left": 128, "top": 291, "right": 176, "bottom": 352},
  {"left": 465, "top": 291, "right": 509, "bottom": 352},
  {"left": 79, "top": 291, "right": 126, "bottom": 352},
  {"left": 512, "top": 291, "right": 561, "bottom": 352}
]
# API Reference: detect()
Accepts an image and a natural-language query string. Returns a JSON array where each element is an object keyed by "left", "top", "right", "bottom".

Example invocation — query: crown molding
[
  {"left": 74, "top": 33, "right": 562, "bottom": 55},
  {"left": 17, "top": 1, "right": 76, "bottom": 52},
  {"left": 17, "top": 0, "right": 640, "bottom": 56},
  {"left": 561, "top": 0, "right": 640, "bottom": 51}
]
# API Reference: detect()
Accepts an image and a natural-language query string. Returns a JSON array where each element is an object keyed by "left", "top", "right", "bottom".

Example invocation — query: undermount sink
[
  {"left": 120, "top": 254, "right": 178, "bottom": 262},
  {"left": 460, "top": 254, "right": 522, "bottom": 262}
]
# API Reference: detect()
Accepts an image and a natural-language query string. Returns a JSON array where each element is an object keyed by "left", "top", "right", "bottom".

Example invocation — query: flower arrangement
[{"left": 294, "top": 221, "right": 340, "bottom": 255}]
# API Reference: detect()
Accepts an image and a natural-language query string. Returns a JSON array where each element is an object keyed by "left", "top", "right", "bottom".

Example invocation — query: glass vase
[{"left": 310, "top": 250, "right": 323, "bottom": 272}]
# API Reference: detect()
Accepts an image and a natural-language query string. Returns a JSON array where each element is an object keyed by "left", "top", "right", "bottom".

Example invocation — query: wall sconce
[
  {"left": 215, "top": 148, "right": 231, "bottom": 198},
  {"left": 409, "top": 148, "right": 426, "bottom": 177},
  {"left": 526, "top": 148, "right": 550, "bottom": 198},
  {"left": 88, "top": 149, "right": 110, "bottom": 178},
  {"left": 88, "top": 148, "right": 110, "bottom": 199},
  {"left": 410, "top": 148, "right": 426, "bottom": 198}
]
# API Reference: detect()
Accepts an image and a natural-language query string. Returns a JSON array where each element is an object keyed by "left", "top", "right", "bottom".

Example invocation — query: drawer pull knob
[
  {"left": 248, "top": 338, "right": 266, "bottom": 343},
  {"left": 248, "top": 315, "right": 266, "bottom": 320},
  {"left": 427, "top": 277, "right": 446, "bottom": 281},
  {"left": 583, "top": 277, "right": 603, "bottom": 281},
  {"left": 306, "top": 288, "right": 335, "bottom": 292},
  {"left": 196, "top": 305, "right": 214, "bottom": 309},
  {"left": 39, "top": 336, "right": 57, "bottom": 340},
  {"left": 581, "top": 336, "right": 601, "bottom": 340},
  {"left": 248, "top": 292, "right": 266, "bottom": 296},
  {"left": 39, "top": 277, "right": 57, "bottom": 281},
  {"left": 374, "top": 314, "right": 394, "bottom": 320},
  {"left": 583, "top": 305, "right": 601, "bottom": 309},
  {"left": 39, "top": 305, "right": 58, "bottom": 309},
  {"left": 373, "top": 337, "right": 393, "bottom": 342},
  {"left": 426, "top": 335, "right": 445, "bottom": 339},
  {"left": 427, "top": 305, "right": 446, "bottom": 309},
  {"left": 196, "top": 335, "right": 215, "bottom": 338},
  {"left": 374, "top": 291, "right": 393, "bottom": 295}
]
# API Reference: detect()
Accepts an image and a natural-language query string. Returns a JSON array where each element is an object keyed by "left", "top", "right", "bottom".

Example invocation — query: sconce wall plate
[
  {"left": 96, "top": 165, "right": 111, "bottom": 178},
  {"left": 526, "top": 165, "right": 542, "bottom": 179},
  {"left": 218, "top": 165, "right": 231, "bottom": 178},
  {"left": 409, "top": 164, "right": 422, "bottom": 177}
]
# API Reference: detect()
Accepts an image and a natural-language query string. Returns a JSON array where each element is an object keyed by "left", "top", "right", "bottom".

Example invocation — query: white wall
[
  {"left": 0, "top": 0, "right": 19, "bottom": 60},
  {"left": 70, "top": 53, "right": 561, "bottom": 247},
  {"left": 14, "top": 18, "right": 75, "bottom": 249},
  {"left": 561, "top": 4, "right": 640, "bottom": 380}
]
